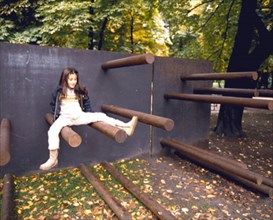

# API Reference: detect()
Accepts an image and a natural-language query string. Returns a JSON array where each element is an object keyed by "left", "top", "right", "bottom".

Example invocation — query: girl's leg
[
  {"left": 40, "top": 116, "right": 71, "bottom": 170},
  {"left": 74, "top": 112, "right": 138, "bottom": 136}
]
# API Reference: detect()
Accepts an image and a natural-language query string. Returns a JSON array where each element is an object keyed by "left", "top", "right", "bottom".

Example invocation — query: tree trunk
[
  {"left": 98, "top": 17, "right": 108, "bottom": 50},
  {"left": 88, "top": 2, "right": 94, "bottom": 50},
  {"left": 130, "top": 14, "right": 134, "bottom": 53},
  {"left": 214, "top": 0, "right": 273, "bottom": 137}
]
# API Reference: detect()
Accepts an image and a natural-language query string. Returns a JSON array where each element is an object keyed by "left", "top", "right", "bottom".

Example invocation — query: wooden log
[
  {"left": 180, "top": 72, "right": 258, "bottom": 81},
  {"left": 217, "top": 167, "right": 273, "bottom": 197},
  {"left": 89, "top": 122, "right": 127, "bottom": 143},
  {"left": 170, "top": 138, "right": 248, "bottom": 170},
  {"left": 79, "top": 164, "right": 132, "bottom": 220},
  {"left": 262, "top": 176, "right": 273, "bottom": 188},
  {"left": 101, "top": 54, "right": 155, "bottom": 70},
  {"left": 0, "top": 118, "right": 11, "bottom": 166},
  {"left": 164, "top": 93, "right": 273, "bottom": 110},
  {"left": 101, "top": 104, "right": 174, "bottom": 131},
  {"left": 160, "top": 139, "right": 264, "bottom": 185},
  {"left": 1, "top": 174, "right": 14, "bottom": 220},
  {"left": 45, "top": 113, "right": 82, "bottom": 148},
  {"left": 160, "top": 139, "right": 273, "bottom": 196},
  {"left": 194, "top": 88, "right": 259, "bottom": 97},
  {"left": 257, "top": 89, "right": 273, "bottom": 97},
  {"left": 102, "top": 161, "right": 178, "bottom": 220}
]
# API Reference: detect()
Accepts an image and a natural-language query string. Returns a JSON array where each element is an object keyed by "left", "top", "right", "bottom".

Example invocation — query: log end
[
  {"left": 145, "top": 53, "right": 155, "bottom": 64},
  {"left": 0, "top": 153, "right": 11, "bottom": 166},
  {"left": 69, "top": 134, "right": 82, "bottom": 148},
  {"left": 252, "top": 72, "right": 258, "bottom": 81},
  {"left": 114, "top": 130, "right": 127, "bottom": 143},
  {"left": 164, "top": 119, "right": 175, "bottom": 131},
  {"left": 268, "top": 101, "right": 273, "bottom": 111},
  {"left": 257, "top": 176, "right": 264, "bottom": 185}
]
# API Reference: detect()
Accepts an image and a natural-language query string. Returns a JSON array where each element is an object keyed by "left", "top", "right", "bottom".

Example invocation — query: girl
[{"left": 40, "top": 67, "right": 138, "bottom": 170}]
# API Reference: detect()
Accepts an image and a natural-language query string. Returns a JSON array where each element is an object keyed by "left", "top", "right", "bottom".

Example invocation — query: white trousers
[{"left": 48, "top": 112, "right": 127, "bottom": 150}]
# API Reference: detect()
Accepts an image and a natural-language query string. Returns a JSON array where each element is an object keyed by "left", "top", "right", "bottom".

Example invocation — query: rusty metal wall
[
  {"left": 0, "top": 43, "right": 212, "bottom": 177},
  {"left": 0, "top": 43, "right": 151, "bottom": 176},
  {"left": 152, "top": 56, "right": 212, "bottom": 154}
]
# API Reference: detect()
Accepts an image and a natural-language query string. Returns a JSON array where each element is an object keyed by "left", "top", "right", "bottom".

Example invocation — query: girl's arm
[
  {"left": 82, "top": 96, "right": 92, "bottom": 112},
  {"left": 50, "top": 88, "right": 61, "bottom": 120},
  {"left": 50, "top": 90, "right": 58, "bottom": 114}
]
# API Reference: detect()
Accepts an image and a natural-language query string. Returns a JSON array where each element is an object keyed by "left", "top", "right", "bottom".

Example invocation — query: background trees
[{"left": 1, "top": 0, "right": 272, "bottom": 136}]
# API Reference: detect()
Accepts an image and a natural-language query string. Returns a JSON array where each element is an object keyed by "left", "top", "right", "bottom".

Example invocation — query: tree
[
  {"left": 92, "top": 0, "right": 170, "bottom": 55},
  {"left": 158, "top": 0, "right": 272, "bottom": 137},
  {"left": 214, "top": 0, "right": 273, "bottom": 137}
]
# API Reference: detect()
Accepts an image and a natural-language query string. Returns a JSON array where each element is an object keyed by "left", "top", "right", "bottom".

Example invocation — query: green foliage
[
  {"left": 0, "top": 0, "right": 272, "bottom": 78},
  {"left": 159, "top": 0, "right": 241, "bottom": 72},
  {"left": 92, "top": 0, "right": 169, "bottom": 55},
  {"left": 35, "top": 0, "right": 92, "bottom": 48}
]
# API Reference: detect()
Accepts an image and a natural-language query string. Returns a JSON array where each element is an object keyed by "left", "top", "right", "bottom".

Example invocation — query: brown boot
[
  {"left": 40, "top": 150, "right": 58, "bottom": 170},
  {"left": 121, "top": 116, "right": 138, "bottom": 136}
]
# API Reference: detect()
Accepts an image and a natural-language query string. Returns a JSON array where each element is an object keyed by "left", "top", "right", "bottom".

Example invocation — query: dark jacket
[{"left": 50, "top": 87, "right": 92, "bottom": 121}]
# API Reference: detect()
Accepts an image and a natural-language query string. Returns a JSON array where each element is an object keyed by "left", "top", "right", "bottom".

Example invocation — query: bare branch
[
  {"left": 200, "top": 0, "right": 225, "bottom": 31},
  {"left": 186, "top": 0, "right": 215, "bottom": 16},
  {"left": 215, "top": 0, "right": 236, "bottom": 69},
  {"left": 206, "top": 48, "right": 221, "bottom": 60}
]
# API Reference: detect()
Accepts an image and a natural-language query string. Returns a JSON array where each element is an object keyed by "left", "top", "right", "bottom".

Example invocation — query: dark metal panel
[
  {"left": 0, "top": 43, "right": 151, "bottom": 177},
  {"left": 152, "top": 56, "right": 212, "bottom": 154}
]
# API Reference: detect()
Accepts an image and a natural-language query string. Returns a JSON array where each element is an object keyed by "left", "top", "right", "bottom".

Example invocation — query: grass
[{"left": 1, "top": 158, "right": 158, "bottom": 219}]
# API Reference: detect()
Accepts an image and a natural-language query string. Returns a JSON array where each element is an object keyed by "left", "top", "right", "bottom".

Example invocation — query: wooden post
[
  {"left": 160, "top": 139, "right": 264, "bottom": 185},
  {"left": 102, "top": 161, "right": 178, "bottom": 220},
  {"left": 1, "top": 174, "right": 14, "bottom": 220},
  {"left": 101, "top": 104, "right": 174, "bottom": 131},
  {"left": 45, "top": 113, "right": 82, "bottom": 148},
  {"left": 79, "top": 164, "right": 132, "bottom": 220},
  {"left": 89, "top": 122, "right": 127, "bottom": 143},
  {"left": 194, "top": 88, "right": 259, "bottom": 97},
  {"left": 0, "top": 118, "right": 11, "bottom": 166},
  {"left": 101, "top": 54, "right": 155, "bottom": 70},
  {"left": 169, "top": 139, "right": 248, "bottom": 170},
  {"left": 160, "top": 139, "right": 273, "bottom": 196},
  {"left": 164, "top": 93, "right": 273, "bottom": 110},
  {"left": 180, "top": 72, "right": 258, "bottom": 81}
]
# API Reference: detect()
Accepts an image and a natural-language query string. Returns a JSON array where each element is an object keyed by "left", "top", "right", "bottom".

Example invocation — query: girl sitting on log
[{"left": 40, "top": 67, "right": 138, "bottom": 170}]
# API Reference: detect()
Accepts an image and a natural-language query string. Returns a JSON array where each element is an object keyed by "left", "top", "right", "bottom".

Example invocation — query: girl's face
[{"left": 67, "top": 73, "right": 77, "bottom": 89}]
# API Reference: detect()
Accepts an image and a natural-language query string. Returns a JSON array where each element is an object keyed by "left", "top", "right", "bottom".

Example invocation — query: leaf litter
[{"left": 0, "top": 110, "right": 272, "bottom": 219}]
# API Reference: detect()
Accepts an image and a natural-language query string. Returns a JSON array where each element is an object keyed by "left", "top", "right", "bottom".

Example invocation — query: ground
[
  {"left": 0, "top": 109, "right": 272, "bottom": 219},
  {"left": 135, "top": 108, "right": 273, "bottom": 219}
]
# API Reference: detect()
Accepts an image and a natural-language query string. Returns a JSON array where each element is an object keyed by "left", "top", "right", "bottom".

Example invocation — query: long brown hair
[{"left": 58, "top": 67, "right": 88, "bottom": 97}]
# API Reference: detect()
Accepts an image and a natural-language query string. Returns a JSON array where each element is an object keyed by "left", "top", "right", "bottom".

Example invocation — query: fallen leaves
[{"left": 0, "top": 112, "right": 272, "bottom": 219}]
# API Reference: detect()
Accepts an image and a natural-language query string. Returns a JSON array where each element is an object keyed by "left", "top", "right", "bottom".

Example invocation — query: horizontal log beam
[
  {"left": 161, "top": 139, "right": 273, "bottom": 196},
  {"left": 45, "top": 113, "right": 82, "bottom": 148},
  {"left": 0, "top": 118, "right": 11, "bottom": 166},
  {"left": 1, "top": 174, "right": 14, "bottom": 220},
  {"left": 164, "top": 93, "right": 273, "bottom": 110},
  {"left": 79, "top": 164, "right": 132, "bottom": 220},
  {"left": 257, "top": 89, "right": 273, "bottom": 97},
  {"left": 101, "top": 104, "right": 174, "bottom": 131},
  {"left": 166, "top": 139, "right": 273, "bottom": 196},
  {"left": 170, "top": 139, "right": 248, "bottom": 170},
  {"left": 180, "top": 72, "right": 258, "bottom": 81},
  {"left": 102, "top": 161, "right": 178, "bottom": 220},
  {"left": 194, "top": 88, "right": 259, "bottom": 97},
  {"left": 160, "top": 139, "right": 263, "bottom": 185},
  {"left": 101, "top": 53, "right": 155, "bottom": 70},
  {"left": 89, "top": 122, "right": 127, "bottom": 143}
]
